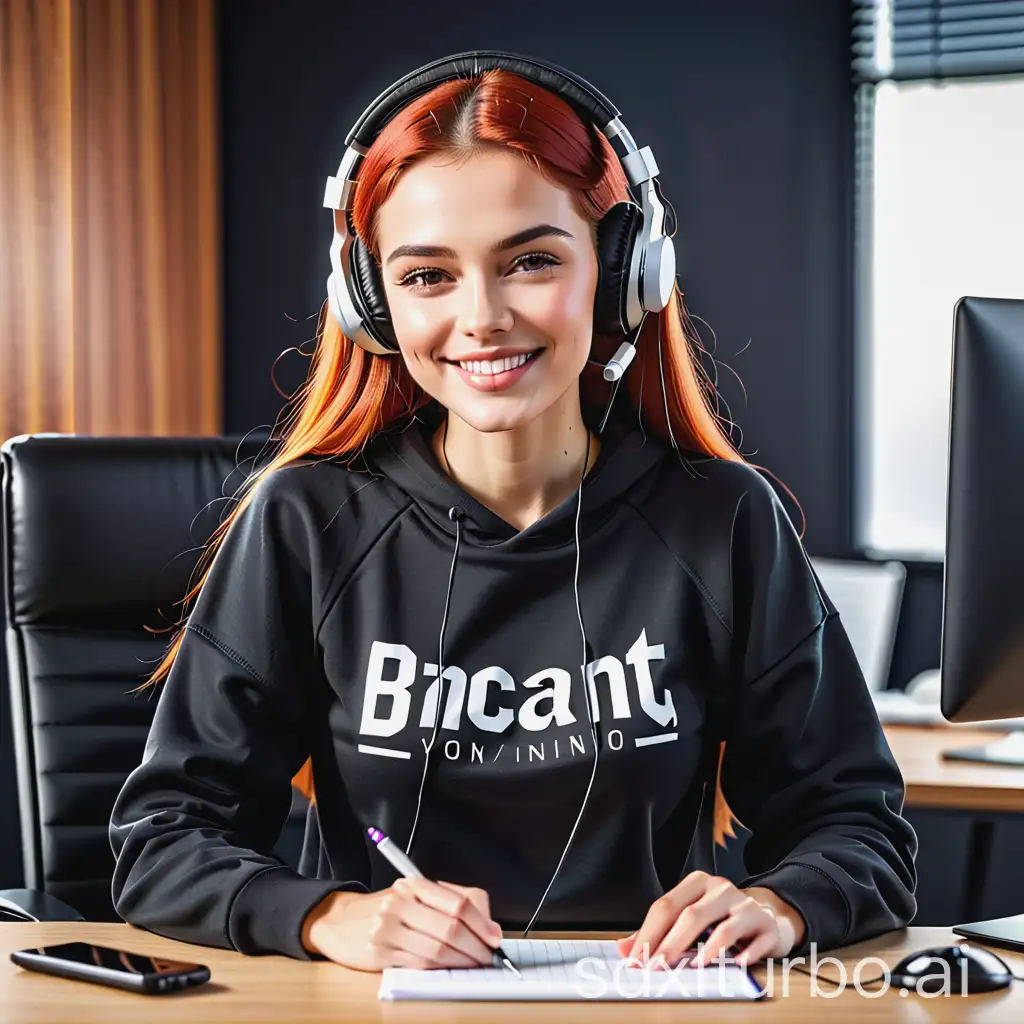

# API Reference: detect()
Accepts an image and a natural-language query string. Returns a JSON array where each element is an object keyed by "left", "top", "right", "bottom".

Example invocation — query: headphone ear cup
[
  {"left": 350, "top": 235, "right": 399, "bottom": 353},
  {"left": 593, "top": 201, "right": 641, "bottom": 336}
]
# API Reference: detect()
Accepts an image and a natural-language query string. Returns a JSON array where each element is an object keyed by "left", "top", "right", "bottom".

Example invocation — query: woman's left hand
[{"left": 616, "top": 871, "right": 806, "bottom": 968}]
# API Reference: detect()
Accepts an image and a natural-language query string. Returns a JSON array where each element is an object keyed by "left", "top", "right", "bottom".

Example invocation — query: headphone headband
[{"left": 346, "top": 51, "right": 620, "bottom": 149}]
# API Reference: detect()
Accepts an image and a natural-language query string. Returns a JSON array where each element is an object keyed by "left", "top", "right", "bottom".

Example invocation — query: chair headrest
[{"left": 2, "top": 434, "right": 271, "bottom": 628}]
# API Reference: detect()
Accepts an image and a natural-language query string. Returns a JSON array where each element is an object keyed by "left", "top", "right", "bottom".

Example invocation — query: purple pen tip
[{"left": 367, "top": 827, "right": 384, "bottom": 844}]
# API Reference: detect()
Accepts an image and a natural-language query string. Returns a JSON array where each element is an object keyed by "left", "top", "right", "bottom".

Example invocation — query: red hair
[{"left": 144, "top": 69, "right": 760, "bottom": 846}]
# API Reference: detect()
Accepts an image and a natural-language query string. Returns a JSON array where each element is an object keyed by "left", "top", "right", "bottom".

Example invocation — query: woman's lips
[{"left": 447, "top": 351, "right": 542, "bottom": 393}]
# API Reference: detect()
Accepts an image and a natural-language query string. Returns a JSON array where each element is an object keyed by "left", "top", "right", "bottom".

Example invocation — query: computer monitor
[
  {"left": 940, "top": 296, "right": 1024, "bottom": 741},
  {"left": 940, "top": 296, "right": 1024, "bottom": 954}
]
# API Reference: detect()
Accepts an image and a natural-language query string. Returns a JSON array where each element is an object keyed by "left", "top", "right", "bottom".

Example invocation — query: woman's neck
[{"left": 431, "top": 396, "right": 600, "bottom": 532}]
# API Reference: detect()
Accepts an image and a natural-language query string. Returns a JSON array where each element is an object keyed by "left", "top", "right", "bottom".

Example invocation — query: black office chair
[{"left": 0, "top": 432, "right": 308, "bottom": 922}]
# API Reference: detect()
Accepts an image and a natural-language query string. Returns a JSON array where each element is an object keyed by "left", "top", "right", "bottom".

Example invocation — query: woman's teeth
[{"left": 457, "top": 352, "right": 534, "bottom": 375}]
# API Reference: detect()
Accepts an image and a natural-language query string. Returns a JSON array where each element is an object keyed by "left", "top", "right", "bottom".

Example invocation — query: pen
[{"left": 367, "top": 826, "right": 522, "bottom": 978}]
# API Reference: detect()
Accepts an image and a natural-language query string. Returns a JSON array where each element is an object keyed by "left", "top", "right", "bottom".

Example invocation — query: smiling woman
[{"left": 110, "top": 53, "right": 917, "bottom": 979}]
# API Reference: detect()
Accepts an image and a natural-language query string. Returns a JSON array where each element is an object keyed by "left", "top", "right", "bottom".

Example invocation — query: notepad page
[{"left": 378, "top": 938, "right": 763, "bottom": 1001}]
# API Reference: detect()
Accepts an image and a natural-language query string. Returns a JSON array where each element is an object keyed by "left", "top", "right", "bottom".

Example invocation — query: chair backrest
[
  {"left": 810, "top": 557, "right": 907, "bottom": 693},
  {"left": 1, "top": 433, "right": 269, "bottom": 920}
]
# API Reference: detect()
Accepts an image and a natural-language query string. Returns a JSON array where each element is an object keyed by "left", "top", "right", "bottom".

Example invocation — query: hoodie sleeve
[
  {"left": 109, "top": 468, "right": 367, "bottom": 959},
  {"left": 717, "top": 471, "right": 918, "bottom": 954}
]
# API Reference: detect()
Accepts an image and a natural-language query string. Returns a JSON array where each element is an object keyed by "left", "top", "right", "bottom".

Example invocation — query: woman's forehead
[{"left": 376, "top": 150, "right": 584, "bottom": 252}]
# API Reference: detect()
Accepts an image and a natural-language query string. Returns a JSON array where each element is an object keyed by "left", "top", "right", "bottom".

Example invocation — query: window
[
  {"left": 856, "top": 76, "right": 1024, "bottom": 557},
  {"left": 852, "top": 0, "right": 1024, "bottom": 558}
]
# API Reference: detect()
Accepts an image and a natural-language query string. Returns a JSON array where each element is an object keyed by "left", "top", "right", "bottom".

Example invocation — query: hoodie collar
[{"left": 365, "top": 406, "right": 670, "bottom": 551}]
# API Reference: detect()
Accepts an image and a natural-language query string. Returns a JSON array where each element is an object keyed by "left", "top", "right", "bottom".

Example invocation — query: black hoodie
[{"left": 109, "top": 409, "right": 917, "bottom": 961}]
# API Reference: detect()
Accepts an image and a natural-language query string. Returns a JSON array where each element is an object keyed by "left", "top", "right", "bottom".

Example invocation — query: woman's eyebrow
[{"left": 384, "top": 223, "right": 573, "bottom": 266}]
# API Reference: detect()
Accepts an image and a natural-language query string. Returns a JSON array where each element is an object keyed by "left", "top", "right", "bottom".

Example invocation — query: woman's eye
[
  {"left": 399, "top": 268, "right": 449, "bottom": 291},
  {"left": 511, "top": 252, "right": 559, "bottom": 274}
]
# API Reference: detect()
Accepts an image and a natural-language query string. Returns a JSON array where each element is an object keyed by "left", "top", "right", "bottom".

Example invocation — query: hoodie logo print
[{"left": 355, "top": 628, "right": 678, "bottom": 761}]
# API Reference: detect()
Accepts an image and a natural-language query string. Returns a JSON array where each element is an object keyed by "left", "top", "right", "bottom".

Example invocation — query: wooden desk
[
  {"left": 3, "top": 922, "right": 1024, "bottom": 1022},
  {"left": 884, "top": 725, "right": 1024, "bottom": 813}
]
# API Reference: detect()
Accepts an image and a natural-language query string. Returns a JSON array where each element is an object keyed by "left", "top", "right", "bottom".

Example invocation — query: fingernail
[{"left": 488, "top": 922, "right": 502, "bottom": 941}]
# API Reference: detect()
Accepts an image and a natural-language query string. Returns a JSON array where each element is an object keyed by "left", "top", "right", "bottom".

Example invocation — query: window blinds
[{"left": 853, "top": 0, "right": 1024, "bottom": 82}]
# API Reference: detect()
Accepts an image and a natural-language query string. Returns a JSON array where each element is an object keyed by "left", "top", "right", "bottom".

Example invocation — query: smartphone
[{"left": 10, "top": 942, "right": 210, "bottom": 995}]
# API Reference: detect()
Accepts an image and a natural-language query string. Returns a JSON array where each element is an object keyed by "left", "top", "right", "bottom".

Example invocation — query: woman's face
[{"left": 375, "top": 148, "right": 599, "bottom": 434}]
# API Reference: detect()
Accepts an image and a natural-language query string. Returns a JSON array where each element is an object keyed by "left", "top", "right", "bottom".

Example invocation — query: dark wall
[
  {"left": 218, "top": 0, "right": 856, "bottom": 556},
  {"left": 215, "top": 0, "right": 944, "bottom": 684},
  {"left": 215, "top": 0, "right": 944, "bottom": 679}
]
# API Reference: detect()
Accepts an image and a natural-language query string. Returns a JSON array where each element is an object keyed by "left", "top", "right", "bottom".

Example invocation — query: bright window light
[{"left": 860, "top": 77, "right": 1024, "bottom": 558}]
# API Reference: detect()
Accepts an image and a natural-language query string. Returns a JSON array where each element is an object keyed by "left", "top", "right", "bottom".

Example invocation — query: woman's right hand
[{"left": 301, "top": 877, "right": 504, "bottom": 972}]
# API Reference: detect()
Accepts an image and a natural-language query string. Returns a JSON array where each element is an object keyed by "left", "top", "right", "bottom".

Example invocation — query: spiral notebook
[{"left": 378, "top": 938, "right": 766, "bottom": 1001}]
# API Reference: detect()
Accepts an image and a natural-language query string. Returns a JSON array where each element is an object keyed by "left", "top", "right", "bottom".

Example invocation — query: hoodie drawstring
[{"left": 405, "top": 506, "right": 464, "bottom": 857}]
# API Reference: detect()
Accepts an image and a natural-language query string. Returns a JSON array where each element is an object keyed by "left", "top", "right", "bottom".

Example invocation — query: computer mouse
[{"left": 890, "top": 944, "right": 1014, "bottom": 995}]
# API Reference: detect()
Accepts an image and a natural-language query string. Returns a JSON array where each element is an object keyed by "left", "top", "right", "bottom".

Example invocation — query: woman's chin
[{"left": 444, "top": 397, "right": 549, "bottom": 435}]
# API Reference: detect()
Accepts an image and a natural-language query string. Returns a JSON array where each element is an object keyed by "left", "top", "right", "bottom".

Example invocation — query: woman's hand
[
  {"left": 615, "top": 871, "right": 806, "bottom": 968},
  {"left": 301, "top": 877, "right": 503, "bottom": 972}
]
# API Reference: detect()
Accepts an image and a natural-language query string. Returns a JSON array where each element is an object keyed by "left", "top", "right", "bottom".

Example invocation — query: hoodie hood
[{"left": 364, "top": 405, "right": 671, "bottom": 550}]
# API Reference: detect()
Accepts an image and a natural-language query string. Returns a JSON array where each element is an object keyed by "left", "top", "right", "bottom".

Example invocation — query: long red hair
[{"left": 144, "top": 69, "right": 756, "bottom": 846}]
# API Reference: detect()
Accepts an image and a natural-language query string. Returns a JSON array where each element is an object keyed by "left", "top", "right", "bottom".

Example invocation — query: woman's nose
[{"left": 456, "top": 273, "right": 514, "bottom": 338}]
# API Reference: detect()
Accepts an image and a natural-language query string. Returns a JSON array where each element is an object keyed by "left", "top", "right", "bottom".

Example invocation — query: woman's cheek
[
  {"left": 390, "top": 306, "right": 444, "bottom": 370},
  {"left": 389, "top": 300, "right": 432, "bottom": 346},
  {"left": 557, "top": 274, "right": 598, "bottom": 324},
  {"left": 514, "top": 289, "right": 572, "bottom": 340}
]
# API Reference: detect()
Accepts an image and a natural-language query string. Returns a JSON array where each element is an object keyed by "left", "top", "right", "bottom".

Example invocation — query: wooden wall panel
[{"left": 0, "top": 0, "right": 221, "bottom": 441}]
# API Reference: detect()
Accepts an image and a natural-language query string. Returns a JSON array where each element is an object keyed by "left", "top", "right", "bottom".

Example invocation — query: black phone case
[{"left": 10, "top": 948, "right": 211, "bottom": 995}]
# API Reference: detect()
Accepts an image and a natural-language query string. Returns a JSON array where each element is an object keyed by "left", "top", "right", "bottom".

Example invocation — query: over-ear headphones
[{"left": 323, "top": 51, "right": 677, "bottom": 382}]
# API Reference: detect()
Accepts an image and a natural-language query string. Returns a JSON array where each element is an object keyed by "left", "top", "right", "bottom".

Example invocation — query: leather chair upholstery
[{"left": 0, "top": 433, "right": 285, "bottom": 921}]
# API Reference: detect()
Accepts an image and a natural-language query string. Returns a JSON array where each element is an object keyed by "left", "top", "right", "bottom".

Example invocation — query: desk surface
[
  {"left": 884, "top": 724, "right": 1024, "bottom": 813},
  {"left": 3, "top": 923, "right": 1024, "bottom": 1022}
]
